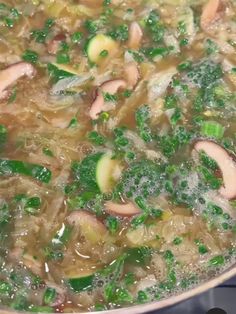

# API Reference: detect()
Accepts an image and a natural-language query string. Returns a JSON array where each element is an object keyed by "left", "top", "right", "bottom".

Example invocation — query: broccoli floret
[{"left": 186, "top": 60, "right": 223, "bottom": 88}]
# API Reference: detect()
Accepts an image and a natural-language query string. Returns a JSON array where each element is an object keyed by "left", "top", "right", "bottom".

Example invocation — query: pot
[{"left": 0, "top": 265, "right": 236, "bottom": 314}]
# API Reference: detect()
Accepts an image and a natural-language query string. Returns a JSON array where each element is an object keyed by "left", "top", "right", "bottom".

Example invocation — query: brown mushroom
[
  {"left": 194, "top": 140, "right": 236, "bottom": 200},
  {"left": 124, "top": 62, "right": 140, "bottom": 89},
  {"left": 89, "top": 79, "right": 127, "bottom": 120},
  {"left": 104, "top": 201, "right": 141, "bottom": 217},
  {"left": 128, "top": 22, "right": 143, "bottom": 50},
  {"left": 0, "top": 62, "right": 36, "bottom": 100},
  {"left": 200, "top": 0, "right": 224, "bottom": 30}
]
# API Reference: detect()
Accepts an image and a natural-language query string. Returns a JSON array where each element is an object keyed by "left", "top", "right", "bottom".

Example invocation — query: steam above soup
[{"left": 0, "top": 0, "right": 236, "bottom": 312}]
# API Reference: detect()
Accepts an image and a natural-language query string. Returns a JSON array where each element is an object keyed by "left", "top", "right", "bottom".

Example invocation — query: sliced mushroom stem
[
  {"left": 124, "top": 62, "right": 140, "bottom": 89},
  {"left": 128, "top": 22, "right": 143, "bottom": 50},
  {"left": 105, "top": 201, "right": 141, "bottom": 217},
  {"left": 200, "top": 0, "right": 223, "bottom": 30},
  {"left": 194, "top": 140, "right": 236, "bottom": 200},
  {"left": 89, "top": 79, "right": 127, "bottom": 120},
  {"left": 0, "top": 62, "right": 36, "bottom": 99}
]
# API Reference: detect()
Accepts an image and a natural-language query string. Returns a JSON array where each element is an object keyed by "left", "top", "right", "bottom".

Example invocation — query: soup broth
[{"left": 0, "top": 0, "right": 236, "bottom": 312}]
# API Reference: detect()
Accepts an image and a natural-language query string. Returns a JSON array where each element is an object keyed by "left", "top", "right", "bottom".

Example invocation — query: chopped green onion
[
  {"left": 209, "top": 255, "right": 225, "bottom": 266},
  {"left": 201, "top": 121, "right": 225, "bottom": 139},
  {"left": 43, "top": 287, "right": 56, "bottom": 305}
]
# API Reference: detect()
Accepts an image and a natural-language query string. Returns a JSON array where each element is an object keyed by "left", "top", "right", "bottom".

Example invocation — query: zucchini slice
[
  {"left": 86, "top": 34, "right": 118, "bottom": 64},
  {"left": 78, "top": 152, "right": 119, "bottom": 193},
  {"left": 96, "top": 152, "right": 119, "bottom": 193}
]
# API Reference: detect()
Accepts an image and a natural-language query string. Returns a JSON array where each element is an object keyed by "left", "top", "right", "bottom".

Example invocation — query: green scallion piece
[{"left": 201, "top": 121, "right": 225, "bottom": 139}]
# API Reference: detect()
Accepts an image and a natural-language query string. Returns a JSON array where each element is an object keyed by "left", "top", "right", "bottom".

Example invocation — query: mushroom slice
[
  {"left": 200, "top": 0, "right": 224, "bottom": 30},
  {"left": 0, "top": 62, "right": 36, "bottom": 99},
  {"left": 89, "top": 79, "right": 127, "bottom": 120},
  {"left": 194, "top": 140, "right": 236, "bottom": 200},
  {"left": 105, "top": 201, "right": 141, "bottom": 217},
  {"left": 128, "top": 22, "right": 143, "bottom": 50},
  {"left": 124, "top": 62, "right": 140, "bottom": 89},
  {"left": 67, "top": 211, "right": 107, "bottom": 243}
]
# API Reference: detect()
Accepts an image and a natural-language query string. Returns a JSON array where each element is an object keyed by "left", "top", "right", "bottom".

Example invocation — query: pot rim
[{"left": 1, "top": 264, "right": 236, "bottom": 314}]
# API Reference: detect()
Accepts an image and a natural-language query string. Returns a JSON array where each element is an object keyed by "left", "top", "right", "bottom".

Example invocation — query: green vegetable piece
[
  {"left": 47, "top": 63, "right": 75, "bottom": 83},
  {"left": 68, "top": 275, "right": 94, "bottom": 293},
  {"left": 71, "top": 31, "right": 83, "bottom": 43},
  {"left": 209, "top": 255, "right": 225, "bottom": 266},
  {"left": 109, "top": 24, "right": 129, "bottom": 41},
  {"left": 88, "top": 131, "right": 106, "bottom": 145},
  {"left": 8, "top": 87, "right": 17, "bottom": 104},
  {"left": 0, "top": 280, "right": 12, "bottom": 295},
  {"left": 113, "top": 287, "right": 133, "bottom": 304},
  {"left": 72, "top": 152, "right": 104, "bottom": 193},
  {"left": 43, "top": 147, "right": 54, "bottom": 157},
  {"left": 173, "top": 237, "right": 182, "bottom": 245},
  {"left": 43, "top": 287, "right": 56, "bottom": 305},
  {"left": 68, "top": 117, "right": 78, "bottom": 128},
  {"left": 145, "top": 10, "right": 165, "bottom": 43},
  {"left": 137, "top": 290, "right": 149, "bottom": 303},
  {"left": 198, "top": 244, "right": 208, "bottom": 254},
  {"left": 164, "top": 94, "right": 178, "bottom": 109},
  {"left": 200, "top": 152, "right": 218, "bottom": 171},
  {"left": 103, "top": 92, "right": 118, "bottom": 102},
  {"left": 0, "top": 124, "right": 7, "bottom": 150},
  {"left": 0, "top": 159, "right": 51, "bottom": 183},
  {"left": 201, "top": 121, "right": 225, "bottom": 139},
  {"left": 100, "top": 49, "right": 109, "bottom": 57},
  {"left": 164, "top": 250, "right": 174, "bottom": 263},
  {"left": 186, "top": 60, "right": 223, "bottom": 88},
  {"left": 84, "top": 19, "right": 98, "bottom": 34},
  {"left": 31, "top": 18, "right": 54, "bottom": 43},
  {"left": 94, "top": 303, "right": 107, "bottom": 311},
  {"left": 56, "top": 52, "right": 70, "bottom": 64},
  {"left": 124, "top": 272, "right": 135, "bottom": 286},
  {"left": 106, "top": 216, "right": 119, "bottom": 234},
  {"left": 25, "top": 197, "right": 41, "bottom": 209},
  {"left": 22, "top": 49, "right": 39, "bottom": 64},
  {"left": 205, "top": 38, "right": 218, "bottom": 56},
  {"left": 29, "top": 306, "right": 54, "bottom": 313},
  {"left": 131, "top": 213, "right": 148, "bottom": 228},
  {"left": 11, "top": 295, "right": 28, "bottom": 311}
]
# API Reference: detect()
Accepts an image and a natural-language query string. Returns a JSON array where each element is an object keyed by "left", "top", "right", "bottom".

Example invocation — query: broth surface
[{"left": 0, "top": 0, "right": 236, "bottom": 312}]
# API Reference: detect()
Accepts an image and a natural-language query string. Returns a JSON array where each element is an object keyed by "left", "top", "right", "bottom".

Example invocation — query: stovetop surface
[{"left": 151, "top": 277, "right": 236, "bottom": 314}]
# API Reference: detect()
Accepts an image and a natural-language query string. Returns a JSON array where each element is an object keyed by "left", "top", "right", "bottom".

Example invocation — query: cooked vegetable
[
  {"left": 200, "top": 121, "right": 225, "bottom": 139},
  {"left": 73, "top": 152, "right": 119, "bottom": 193},
  {"left": 105, "top": 201, "right": 141, "bottom": 217},
  {"left": 201, "top": 0, "right": 222, "bottom": 30},
  {"left": 47, "top": 63, "right": 77, "bottom": 83},
  {"left": 86, "top": 34, "right": 118, "bottom": 64},
  {"left": 0, "top": 159, "right": 51, "bottom": 183},
  {"left": 194, "top": 141, "right": 236, "bottom": 199},
  {"left": 1, "top": 0, "right": 236, "bottom": 312},
  {"left": 89, "top": 79, "right": 127, "bottom": 119},
  {"left": 0, "top": 62, "right": 36, "bottom": 99},
  {"left": 68, "top": 275, "right": 94, "bottom": 293},
  {"left": 128, "top": 22, "right": 143, "bottom": 49}
]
